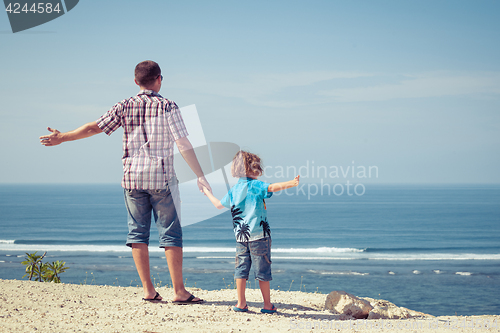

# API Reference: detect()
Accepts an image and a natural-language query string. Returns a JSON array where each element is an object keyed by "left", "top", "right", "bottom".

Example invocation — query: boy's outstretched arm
[
  {"left": 268, "top": 175, "right": 300, "bottom": 192},
  {"left": 202, "top": 186, "right": 225, "bottom": 210}
]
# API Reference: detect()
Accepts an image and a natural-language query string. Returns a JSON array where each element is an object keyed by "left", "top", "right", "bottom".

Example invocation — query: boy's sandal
[
  {"left": 260, "top": 305, "right": 277, "bottom": 314},
  {"left": 233, "top": 305, "right": 249, "bottom": 312}
]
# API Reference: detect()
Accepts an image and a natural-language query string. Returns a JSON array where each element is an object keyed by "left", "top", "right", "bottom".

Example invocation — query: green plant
[
  {"left": 21, "top": 251, "right": 69, "bottom": 283},
  {"left": 22, "top": 251, "right": 47, "bottom": 282},
  {"left": 45, "top": 260, "right": 69, "bottom": 283}
]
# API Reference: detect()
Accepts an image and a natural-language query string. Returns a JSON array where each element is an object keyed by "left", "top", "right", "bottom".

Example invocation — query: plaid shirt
[{"left": 96, "top": 90, "right": 188, "bottom": 189}]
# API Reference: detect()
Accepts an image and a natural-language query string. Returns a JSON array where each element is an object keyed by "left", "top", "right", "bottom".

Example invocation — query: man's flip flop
[
  {"left": 142, "top": 292, "right": 162, "bottom": 302},
  {"left": 260, "top": 305, "right": 277, "bottom": 314},
  {"left": 233, "top": 305, "right": 248, "bottom": 312},
  {"left": 172, "top": 294, "right": 204, "bottom": 305}
]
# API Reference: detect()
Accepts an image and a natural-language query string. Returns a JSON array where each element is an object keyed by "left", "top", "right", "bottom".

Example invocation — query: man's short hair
[
  {"left": 135, "top": 61, "right": 161, "bottom": 88},
  {"left": 231, "top": 151, "right": 263, "bottom": 178}
]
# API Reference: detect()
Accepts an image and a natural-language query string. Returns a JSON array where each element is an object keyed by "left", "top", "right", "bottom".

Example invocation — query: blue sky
[{"left": 1, "top": 0, "right": 499, "bottom": 184}]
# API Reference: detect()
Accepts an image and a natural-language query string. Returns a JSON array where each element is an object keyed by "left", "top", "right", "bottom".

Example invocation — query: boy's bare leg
[
  {"left": 131, "top": 243, "right": 160, "bottom": 300},
  {"left": 236, "top": 278, "right": 247, "bottom": 308},
  {"left": 164, "top": 246, "right": 201, "bottom": 302},
  {"left": 259, "top": 280, "right": 273, "bottom": 310}
]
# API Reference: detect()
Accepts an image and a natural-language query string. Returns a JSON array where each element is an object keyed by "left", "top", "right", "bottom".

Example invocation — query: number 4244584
[{"left": 5, "top": 3, "right": 62, "bottom": 14}]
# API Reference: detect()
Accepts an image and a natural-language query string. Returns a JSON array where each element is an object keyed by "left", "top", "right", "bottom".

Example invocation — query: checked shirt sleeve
[
  {"left": 166, "top": 102, "right": 189, "bottom": 141},
  {"left": 96, "top": 101, "right": 125, "bottom": 136}
]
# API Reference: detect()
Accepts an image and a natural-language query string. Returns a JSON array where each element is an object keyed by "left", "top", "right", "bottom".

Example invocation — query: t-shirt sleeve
[
  {"left": 258, "top": 180, "right": 273, "bottom": 199},
  {"left": 166, "top": 102, "right": 189, "bottom": 141},
  {"left": 220, "top": 192, "right": 231, "bottom": 209},
  {"left": 96, "top": 101, "right": 124, "bottom": 136}
]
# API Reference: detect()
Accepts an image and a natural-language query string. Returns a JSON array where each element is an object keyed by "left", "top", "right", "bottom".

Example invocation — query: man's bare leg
[
  {"left": 131, "top": 243, "right": 161, "bottom": 300},
  {"left": 164, "top": 246, "right": 201, "bottom": 302}
]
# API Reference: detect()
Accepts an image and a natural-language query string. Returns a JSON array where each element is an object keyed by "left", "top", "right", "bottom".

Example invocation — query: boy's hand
[
  {"left": 268, "top": 175, "right": 300, "bottom": 192},
  {"left": 202, "top": 185, "right": 211, "bottom": 196},
  {"left": 202, "top": 185, "right": 224, "bottom": 209}
]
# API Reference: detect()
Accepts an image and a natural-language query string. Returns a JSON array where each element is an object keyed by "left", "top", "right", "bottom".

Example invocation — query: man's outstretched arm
[
  {"left": 175, "top": 136, "right": 212, "bottom": 193},
  {"left": 40, "top": 122, "right": 103, "bottom": 146}
]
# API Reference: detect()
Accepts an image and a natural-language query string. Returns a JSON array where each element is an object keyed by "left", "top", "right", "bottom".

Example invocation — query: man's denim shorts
[
  {"left": 235, "top": 237, "right": 272, "bottom": 281},
  {"left": 123, "top": 180, "right": 182, "bottom": 248}
]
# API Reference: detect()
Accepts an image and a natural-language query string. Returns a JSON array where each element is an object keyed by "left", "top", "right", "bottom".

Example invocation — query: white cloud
[
  {"left": 169, "top": 71, "right": 375, "bottom": 107},
  {"left": 171, "top": 71, "right": 500, "bottom": 107},
  {"left": 318, "top": 72, "right": 500, "bottom": 102}
]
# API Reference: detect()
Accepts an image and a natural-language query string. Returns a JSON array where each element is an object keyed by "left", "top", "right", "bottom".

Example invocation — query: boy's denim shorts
[
  {"left": 235, "top": 237, "right": 272, "bottom": 281},
  {"left": 123, "top": 179, "right": 182, "bottom": 248}
]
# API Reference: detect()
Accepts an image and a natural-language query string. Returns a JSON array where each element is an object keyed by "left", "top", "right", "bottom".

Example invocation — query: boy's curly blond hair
[{"left": 231, "top": 151, "right": 263, "bottom": 178}]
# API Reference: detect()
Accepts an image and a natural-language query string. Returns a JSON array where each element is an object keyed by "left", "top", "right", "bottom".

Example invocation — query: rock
[
  {"left": 366, "top": 299, "right": 410, "bottom": 319},
  {"left": 325, "top": 291, "right": 373, "bottom": 319},
  {"left": 362, "top": 297, "right": 434, "bottom": 319}
]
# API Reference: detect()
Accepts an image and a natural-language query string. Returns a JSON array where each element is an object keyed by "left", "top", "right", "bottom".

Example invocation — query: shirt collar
[
  {"left": 238, "top": 177, "right": 255, "bottom": 183},
  {"left": 138, "top": 89, "right": 162, "bottom": 97}
]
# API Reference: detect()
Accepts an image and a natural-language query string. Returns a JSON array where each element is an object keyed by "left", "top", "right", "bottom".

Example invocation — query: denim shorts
[
  {"left": 235, "top": 237, "right": 272, "bottom": 281},
  {"left": 123, "top": 179, "right": 182, "bottom": 248}
]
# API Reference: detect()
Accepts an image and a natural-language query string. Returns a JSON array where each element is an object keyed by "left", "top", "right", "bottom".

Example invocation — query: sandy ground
[{"left": 0, "top": 279, "right": 498, "bottom": 333}]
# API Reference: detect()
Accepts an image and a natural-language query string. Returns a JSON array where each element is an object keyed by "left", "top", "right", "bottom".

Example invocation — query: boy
[{"left": 203, "top": 151, "right": 299, "bottom": 313}]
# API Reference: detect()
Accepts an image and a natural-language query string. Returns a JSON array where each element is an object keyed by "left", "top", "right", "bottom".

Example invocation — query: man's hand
[
  {"left": 197, "top": 176, "right": 212, "bottom": 194},
  {"left": 40, "top": 127, "right": 63, "bottom": 146},
  {"left": 40, "top": 122, "right": 102, "bottom": 146}
]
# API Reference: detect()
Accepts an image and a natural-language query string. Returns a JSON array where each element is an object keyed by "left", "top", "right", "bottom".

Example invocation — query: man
[{"left": 40, "top": 60, "right": 210, "bottom": 303}]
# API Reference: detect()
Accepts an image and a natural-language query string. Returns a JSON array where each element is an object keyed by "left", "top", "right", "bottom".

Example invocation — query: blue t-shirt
[{"left": 221, "top": 178, "right": 273, "bottom": 242}]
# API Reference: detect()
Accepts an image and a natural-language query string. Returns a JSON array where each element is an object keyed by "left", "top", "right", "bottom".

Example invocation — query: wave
[
  {"left": 307, "top": 269, "right": 369, "bottom": 276},
  {"left": 0, "top": 241, "right": 499, "bottom": 260},
  {"left": 366, "top": 254, "right": 500, "bottom": 260},
  {"left": 0, "top": 242, "right": 364, "bottom": 254},
  {"left": 184, "top": 247, "right": 361, "bottom": 253},
  {"left": 0, "top": 244, "right": 131, "bottom": 253},
  {"left": 273, "top": 247, "right": 364, "bottom": 253},
  {"left": 5, "top": 240, "right": 497, "bottom": 255},
  {"left": 364, "top": 246, "right": 500, "bottom": 253}
]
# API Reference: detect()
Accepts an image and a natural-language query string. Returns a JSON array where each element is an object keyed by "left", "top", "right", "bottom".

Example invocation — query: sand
[{"left": 0, "top": 279, "right": 498, "bottom": 332}]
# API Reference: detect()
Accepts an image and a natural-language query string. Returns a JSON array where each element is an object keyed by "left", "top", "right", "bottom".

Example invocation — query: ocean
[{"left": 0, "top": 183, "right": 499, "bottom": 316}]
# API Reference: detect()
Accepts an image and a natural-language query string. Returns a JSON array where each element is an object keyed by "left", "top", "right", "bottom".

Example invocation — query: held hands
[
  {"left": 202, "top": 186, "right": 211, "bottom": 196},
  {"left": 39, "top": 127, "right": 63, "bottom": 146},
  {"left": 197, "top": 176, "right": 212, "bottom": 195}
]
